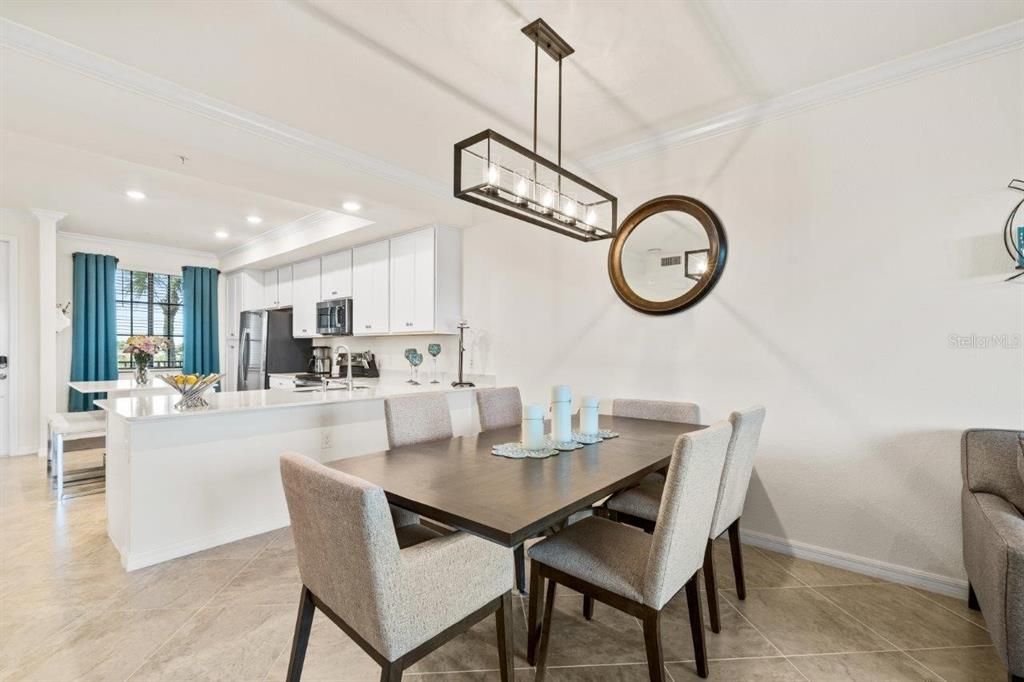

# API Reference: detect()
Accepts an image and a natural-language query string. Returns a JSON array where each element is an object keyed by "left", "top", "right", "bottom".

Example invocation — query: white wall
[
  {"left": 55, "top": 233, "right": 218, "bottom": 411},
  {"left": 0, "top": 209, "right": 40, "bottom": 455},
  {"left": 457, "top": 49, "right": 1024, "bottom": 584}
]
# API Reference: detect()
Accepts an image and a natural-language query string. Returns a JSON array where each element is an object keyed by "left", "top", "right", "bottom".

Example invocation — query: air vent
[{"left": 660, "top": 256, "right": 681, "bottom": 267}]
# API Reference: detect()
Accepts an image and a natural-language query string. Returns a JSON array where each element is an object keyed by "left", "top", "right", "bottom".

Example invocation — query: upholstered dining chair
[
  {"left": 476, "top": 386, "right": 523, "bottom": 431},
  {"left": 605, "top": 405, "right": 767, "bottom": 633},
  {"left": 383, "top": 393, "right": 455, "bottom": 528},
  {"left": 613, "top": 398, "right": 701, "bottom": 425},
  {"left": 527, "top": 422, "right": 733, "bottom": 681},
  {"left": 280, "top": 454, "right": 515, "bottom": 682}
]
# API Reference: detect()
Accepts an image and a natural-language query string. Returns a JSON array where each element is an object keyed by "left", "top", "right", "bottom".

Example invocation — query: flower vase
[{"left": 134, "top": 354, "right": 151, "bottom": 385}]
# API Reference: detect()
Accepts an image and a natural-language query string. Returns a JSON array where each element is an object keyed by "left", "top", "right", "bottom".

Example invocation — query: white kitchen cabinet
[
  {"left": 262, "top": 266, "right": 293, "bottom": 308},
  {"left": 388, "top": 226, "right": 462, "bottom": 334},
  {"left": 352, "top": 240, "right": 390, "bottom": 335},
  {"left": 224, "top": 270, "right": 262, "bottom": 340},
  {"left": 321, "top": 250, "right": 352, "bottom": 301},
  {"left": 291, "top": 258, "right": 320, "bottom": 338},
  {"left": 223, "top": 340, "right": 238, "bottom": 391}
]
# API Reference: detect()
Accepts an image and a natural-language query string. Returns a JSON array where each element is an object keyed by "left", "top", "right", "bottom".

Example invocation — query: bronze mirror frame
[{"left": 608, "top": 195, "right": 728, "bottom": 315}]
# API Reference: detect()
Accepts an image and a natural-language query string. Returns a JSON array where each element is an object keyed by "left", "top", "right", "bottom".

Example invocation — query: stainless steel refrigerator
[{"left": 237, "top": 309, "right": 312, "bottom": 390}]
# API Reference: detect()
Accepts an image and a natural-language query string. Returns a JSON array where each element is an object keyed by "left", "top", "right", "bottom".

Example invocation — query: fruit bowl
[{"left": 159, "top": 373, "right": 221, "bottom": 410}]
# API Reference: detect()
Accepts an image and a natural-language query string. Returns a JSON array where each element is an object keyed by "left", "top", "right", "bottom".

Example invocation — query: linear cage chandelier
[{"left": 454, "top": 19, "right": 617, "bottom": 242}]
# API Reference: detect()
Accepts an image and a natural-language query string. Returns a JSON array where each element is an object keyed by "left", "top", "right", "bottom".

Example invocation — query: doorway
[{"left": 0, "top": 238, "right": 12, "bottom": 455}]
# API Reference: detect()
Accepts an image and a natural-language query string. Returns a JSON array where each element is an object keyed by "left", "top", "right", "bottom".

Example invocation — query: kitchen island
[{"left": 96, "top": 383, "right": 483, "bottom": 570}]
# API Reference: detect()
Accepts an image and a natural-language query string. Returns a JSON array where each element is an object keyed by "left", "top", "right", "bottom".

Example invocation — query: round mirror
[{"left": 608, "top": 196, "right": 727, "bottom": 315}]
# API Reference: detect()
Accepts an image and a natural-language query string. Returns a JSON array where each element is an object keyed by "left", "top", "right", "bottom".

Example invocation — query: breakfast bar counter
[{"left": 96, "top": 384, "right": 482, "bottom": 570}]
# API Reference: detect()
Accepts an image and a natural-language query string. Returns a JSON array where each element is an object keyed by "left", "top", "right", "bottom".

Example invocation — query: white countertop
[
  {"left": 94, "top": 383, "right": 479, "bottom": 422},
  {"left": 69, "top": 378, "right": 177, "bottom": 394}
]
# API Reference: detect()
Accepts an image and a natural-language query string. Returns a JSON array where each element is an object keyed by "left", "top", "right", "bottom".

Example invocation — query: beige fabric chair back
[
  {"left": 384, "top": 393, "right": 454, "bottom": 449},
  {"left": 280, "top": 453, "right": 403, "bottom": 656},
  {"left": 613, "top": 398, "right": 700, "bottom": 424},
  {"left": 476, "top": 387, "right": 523, "bottom": 431},
  {"left": 641, "top": 421, "right": 732, "bottom": 609},
  {"left": 710, "top": 406, "right": 767, "bottom": 537}
]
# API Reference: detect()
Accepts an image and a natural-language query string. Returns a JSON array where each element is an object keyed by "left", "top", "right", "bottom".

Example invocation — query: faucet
[{"left": 334, "top": 344, "right": 353, "bottom": 391}]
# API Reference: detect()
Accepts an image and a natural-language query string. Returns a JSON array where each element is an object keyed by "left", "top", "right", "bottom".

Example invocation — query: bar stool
[{"left": 48, "top": 411, "right": 106, "bottom": 500}]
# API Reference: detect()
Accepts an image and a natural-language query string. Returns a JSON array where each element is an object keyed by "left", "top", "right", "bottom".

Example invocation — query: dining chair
[
  {"left": 476, "top": 386, "right": 523, "bottom": 431},
  {"left": 604, "top": 405, "right": 767, "bottom": 633},
  {"left": 383, "top": 393, "right": 455, "bottom": 528},
  {"left": 527, "top": 422, "right": 733, "bottom": 681},
  {"left": 280, "top": 453, "right": 515, "bottom": 682},
  {"left": 613, "top": 398, "right": 701, "bottom": 425}
]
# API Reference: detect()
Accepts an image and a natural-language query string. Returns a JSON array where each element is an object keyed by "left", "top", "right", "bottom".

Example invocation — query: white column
[{"left": 32, "top": 209, "right": 65, "bottom": 455}]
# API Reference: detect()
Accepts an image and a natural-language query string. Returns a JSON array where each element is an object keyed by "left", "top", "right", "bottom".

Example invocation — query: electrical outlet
[{"left": 320, "top": 432, "right": 331, "bottom": 450}]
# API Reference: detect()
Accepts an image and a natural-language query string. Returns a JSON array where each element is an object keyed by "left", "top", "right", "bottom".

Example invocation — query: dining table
[{"left": 325, "top": 413, "right": 707, "bottom": 665}]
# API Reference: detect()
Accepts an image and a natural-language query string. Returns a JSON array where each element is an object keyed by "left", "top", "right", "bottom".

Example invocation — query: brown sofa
[{"left": 961, "top": 429, "right": 1024, "bottom": 682}]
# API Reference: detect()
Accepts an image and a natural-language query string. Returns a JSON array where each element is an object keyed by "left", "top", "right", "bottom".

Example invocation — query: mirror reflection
[{"left": 619, "top": 211, "right": 710, "bottom": 302}]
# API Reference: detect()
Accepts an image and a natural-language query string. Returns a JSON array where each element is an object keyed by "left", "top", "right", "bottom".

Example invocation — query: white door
[
  {"left": 277, "top": 266, "right": 293, "bottom": 307},
  {"left": 291, "top": 258, "right": 320, "bottom": 337},
  {"left": 0, "top": 241, "right": 9, "bottom": 456},
  {"left": 389, "top": 232, "right": 415, "bottom": 332},
  {"left": 225, "top": 273, "right": 240, "bottom": 340},
  {"left": 353, "top": 241, "right": 389, "bottom": 335},
  {"left": 321, "top": 250, "right": 352, "bottom": 300},
  {"left": 410, "top": 228, "right": 436, "bottom": 332},
  {"left": 263, "top": 269, "right": 278, "bottom": 308}
]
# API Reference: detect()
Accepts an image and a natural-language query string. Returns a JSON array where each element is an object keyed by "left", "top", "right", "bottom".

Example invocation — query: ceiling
[{"left": 0, "top": 0, "right": 1020, "bottom": 253}]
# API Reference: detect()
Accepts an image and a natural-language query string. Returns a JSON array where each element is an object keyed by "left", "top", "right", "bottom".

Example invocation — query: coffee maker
[{"left": 309, "top": 346, "right": 332, "bottom": 376}]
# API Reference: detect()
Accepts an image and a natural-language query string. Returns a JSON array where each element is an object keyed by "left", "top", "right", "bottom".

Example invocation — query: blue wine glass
[{"left": 427, "top": 343, "right": 441, "bottom": 384}]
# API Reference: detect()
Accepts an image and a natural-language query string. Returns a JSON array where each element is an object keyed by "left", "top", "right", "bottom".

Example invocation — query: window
[{"left": 115, "top": 269, "right": 184, "bottom": 369}]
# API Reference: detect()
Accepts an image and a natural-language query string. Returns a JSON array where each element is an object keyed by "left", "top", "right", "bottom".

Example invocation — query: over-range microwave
[{"left": 316, "top": 298, "right": 353, "bottom": 336}]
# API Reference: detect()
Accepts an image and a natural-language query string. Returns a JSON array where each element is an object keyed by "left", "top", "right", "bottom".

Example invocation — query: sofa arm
[{"left": 963, "top": 488, "right": 1024, "bottom": 675}]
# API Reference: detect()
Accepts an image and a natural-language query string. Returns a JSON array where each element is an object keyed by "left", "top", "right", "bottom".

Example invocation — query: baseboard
[
  {"left": 118, "top": 517, "right": 289, "bottom": 571},
  {"left": 740, "top": 528, "right": 968, "bottom": 599}
]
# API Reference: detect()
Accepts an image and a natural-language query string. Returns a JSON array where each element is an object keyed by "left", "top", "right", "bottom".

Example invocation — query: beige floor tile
[
  {"left": 907, "top": 587, "right": 987, "bottom": 629},
  {"left": 788, "top": 651, "right": 940, "bottom": 681},
  {"left": 0, "top": 603, "right": 88, "bottom": 672},
  {"left": 539, "top": 664, "right": 666, "bottom": 680},
  {"left": 530, "top": 593, "right": 648, "bottom": 667},
  {"left": 406, "top": 673, "right": 518, "bottom": 682},
  {"left": 0, "top": 607, "right": 193, "bottom": 682},
  {"left": 186, "top": 529, "right": 277, "bottom": 562},
  {"left": 722, "top": 588, "right": 892, "bottom": 655},
  {"left": 814, "top": 585, "right": 992, "bottom": 650},
  {"left": 264, "top": 610, "right": 382, "bottom": 681},
  {"left": 712, "top": 542, "right": 803, "bottom": 590},
  {"left": 659, "top": 589, "right": 779, "bottom": 661},
  {"left": 130, "top": 603, "right": 294, "bottom": 681},
  {"left": 754, "top": 549, "right": 882, "bottom": 587},
  {"left": 409, "top": 595, "right": 531, "bottom": 673},
  {"left": 105, "top": 556, "right": 248, "bottom": 610},
  {"left": 903, "top": 646, "right": 1009, "bottom": 682},
  {"left": 667, "top": 656, "right": 805, "bottom": 681},
  {"left": 0, "top": 555, "right": 132, "bottom": 611},
  {"left": 215, "top": 546, "right": 303, "bottom": 607}
]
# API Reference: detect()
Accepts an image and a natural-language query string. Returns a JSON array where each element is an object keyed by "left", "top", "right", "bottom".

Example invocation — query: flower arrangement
[{"left": 124, "top": 335, "right": 167, "bottom": 384}]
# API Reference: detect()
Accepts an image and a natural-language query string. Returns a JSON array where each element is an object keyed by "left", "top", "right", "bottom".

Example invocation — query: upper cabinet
[
  {"left": 263, "top": 266, "right": 293, "bottom": 308},
  {"left": 291, "top": 258, "right": 321, "bottom": 338},
  {"left": 389, "top": 226, "right": 462, "bottom": 335},
  {"left": 353, "top": 240, "right": 390, "bottom": 335},
  {"left": 321, "top": 250, "right": 353, "bottom": 301}
]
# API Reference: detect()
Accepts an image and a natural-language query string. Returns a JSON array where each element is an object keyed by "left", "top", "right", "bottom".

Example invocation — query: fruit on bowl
[{"left": 159, "top": 373, "right": 222, "bottom": 410}]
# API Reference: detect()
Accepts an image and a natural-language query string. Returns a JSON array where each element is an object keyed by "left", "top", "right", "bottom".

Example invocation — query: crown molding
[
  {"left": 582, "top": 20, "right": 1024, "bottom": 169},
  {"left": 0, "top": 18, "right": 448, "bottom": 198},
  {"left": 57, "top": 230, "right": 218, "bottom": 260}
]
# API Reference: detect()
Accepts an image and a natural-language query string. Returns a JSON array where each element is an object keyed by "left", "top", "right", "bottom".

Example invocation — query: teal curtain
[
  {"left": 182, "top": 266, "right": 220, "bottom": 375},
  {"left": 69, "top": 253, "right": 119, "bottom": 412}
]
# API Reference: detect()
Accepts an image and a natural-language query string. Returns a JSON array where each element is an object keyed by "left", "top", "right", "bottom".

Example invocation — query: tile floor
[{"left": 0, "top": 454, "right": 1009, "bottom": 681}]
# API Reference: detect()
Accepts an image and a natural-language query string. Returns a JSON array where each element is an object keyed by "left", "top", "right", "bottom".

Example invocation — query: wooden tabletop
[{"left": 325, "top": 415, "right": 705, "bottom": 546}]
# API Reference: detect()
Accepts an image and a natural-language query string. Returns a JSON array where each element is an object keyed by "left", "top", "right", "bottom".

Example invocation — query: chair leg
[
  {"left": 686, "top": 573, "right": 709, "bottom": 678},
  {"left": 641, "top": 608, "right": 666, "bottom": 682},
  {"left": 379, "top": 662, "right": 403, "bottom": 682},
  {"left": 514, "top": 543, "right": 526, "bottom": 594},
  {"left": 703, "top": 539, "right": 721, "bottom": 633},
  {"left": 495, "top": 593, "right": 514, "bottom": 682},
  {"left": 286, "top": 586, "right": 316, "bottom": 682},
  {"left": 1010, "top": 675, "right": 1023, "bottom": 682},
  {"left": 527, "top": 559, "right": 544, "bottom": 665},
  {"left": 967, "top": 582, "right": 980, "bottom": 611},
  {"left": 583, "top": 595, "right": 594, "bottom": 621},
  {"left": 728, "top": 519, "right": 746, "bottom": 600},
  {"left": 535, "top": 578, "right": 557, "bottom": 682}
]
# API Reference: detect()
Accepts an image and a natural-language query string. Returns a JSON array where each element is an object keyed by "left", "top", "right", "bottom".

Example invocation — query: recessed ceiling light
[
  {"left": 215, "top": 230, "right": 230, "bottom": 239},
  {"left": 246, "top": 215, "right": 262, "bottom": 225},
  {"left": 342, "top": 201, "right": 361, "bottom": 212},
  {"left": 126, "top": 190, "right": 146, "bottom": 200}
]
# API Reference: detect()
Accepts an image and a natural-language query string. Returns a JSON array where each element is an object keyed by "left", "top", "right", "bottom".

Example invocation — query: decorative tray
[
  {"left": 571, "top": 432, "right": 603, "bottom": 445},
  {"left": 547, "top": 435, "right": 584, "bottom": 451},
  {"left": 491, "top": 442, "right": 559, "bottom": 459}
]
